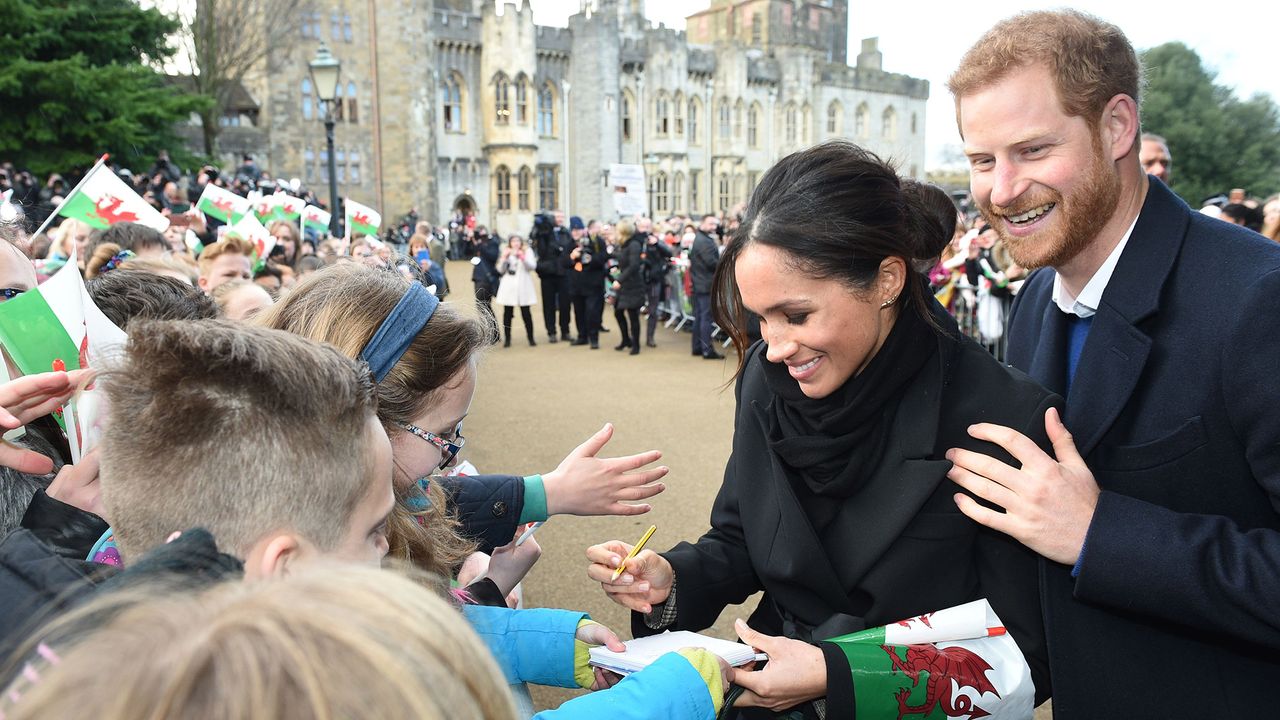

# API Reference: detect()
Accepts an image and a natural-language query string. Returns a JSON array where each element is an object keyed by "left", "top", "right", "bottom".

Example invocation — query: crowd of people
[{"left": 0, "top": 8, "right": 1278, "bottom": 720}]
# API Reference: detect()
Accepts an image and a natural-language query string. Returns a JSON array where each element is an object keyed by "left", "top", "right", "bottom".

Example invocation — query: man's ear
[
  {"left": 196, "top": 275, "right": 210, "bottom": 292},
  {"left": 244, "top": 533, "right": 305, "bottom": 580},
  {"left": 1102, "top": 93, "right": 1140, "bottom": 161}
]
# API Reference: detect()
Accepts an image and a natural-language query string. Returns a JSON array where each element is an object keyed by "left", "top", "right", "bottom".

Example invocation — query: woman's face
[
  {"left": 735, "top": 244, "right": 902, "bottom": 400},
  {"left": 388, "top": 364, "right": 478, "bottom": 489},
  {"left": 508, "top": 237, "right": 523, "bottom": 250},
  {"left": 272, "top": 228, "right": 296, "bottom": 258}
]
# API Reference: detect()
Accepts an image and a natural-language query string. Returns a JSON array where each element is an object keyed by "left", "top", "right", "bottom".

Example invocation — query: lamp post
[{"left": 309, "top": 42, "right": 342, "bottom": 237}]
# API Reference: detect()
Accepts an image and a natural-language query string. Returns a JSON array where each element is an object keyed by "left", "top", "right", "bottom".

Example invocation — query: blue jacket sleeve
[
  {"left": 436, "top": 473, "right": 524, "bottom": 554},
  {"left": 462, "top": 604, "right": 585, "bottom": 687},
  {"left": 533, "top": 653, "right": 715, "bottom": 720}
]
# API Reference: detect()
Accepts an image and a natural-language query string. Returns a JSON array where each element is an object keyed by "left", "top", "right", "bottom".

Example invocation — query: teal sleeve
[
  {"left": 534, "top": 653, "right": 716, "bottom": 720},
  {"left": 519, "top": 474, "right": 549, "bottom": 523}
]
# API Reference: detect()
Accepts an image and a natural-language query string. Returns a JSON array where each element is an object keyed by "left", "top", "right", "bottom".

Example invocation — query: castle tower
[
  {"left": 481, "top": 0, "right": 539, "bottom": 237},
  {"left": 568, "top": 5, "right": 623, "bottom": 218}
]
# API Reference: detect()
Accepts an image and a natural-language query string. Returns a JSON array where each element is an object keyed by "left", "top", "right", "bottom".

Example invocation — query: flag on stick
[
  {"left": 267, "top": 192, "right": 305, "bottom": 223},
  {"left": 302, "top": 204, "right": 331, "bottom": 235},
  {"left": 345, "top": 198, "right": 381, "bottom": 237},
  {"left": 195, "top": 183, "right": 250, "bottom": 224},
  {"left": 57, "top": 164, "right": 168, "bottom": 232},
  {"left": 0, "top": 259, "right": 126, "bottom": 460},
  {"left": 224, "top": 213, "right": 276, "bottom": 270}
]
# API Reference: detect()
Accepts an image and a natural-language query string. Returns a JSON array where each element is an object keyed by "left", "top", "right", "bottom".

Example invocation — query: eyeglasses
[
  {"left": 0, "top": 288, "right": 26, "bottom": 301},
  {"left": 395, "top": 421, "right": 465, "bottom": 470}
]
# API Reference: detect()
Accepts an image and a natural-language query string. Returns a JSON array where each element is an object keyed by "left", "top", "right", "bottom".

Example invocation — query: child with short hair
[{"left": 196, "top": 236, "right": 255, "bottom": 293}]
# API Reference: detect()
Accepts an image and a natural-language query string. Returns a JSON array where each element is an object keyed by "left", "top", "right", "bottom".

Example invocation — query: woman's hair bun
[{"left": 901, "top": 180, "right": 958, "bottom": 263}]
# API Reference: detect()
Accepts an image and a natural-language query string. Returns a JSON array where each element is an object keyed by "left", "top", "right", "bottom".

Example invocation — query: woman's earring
[{"left": 881, "top": 295, "right": 899, "bottom": 308}]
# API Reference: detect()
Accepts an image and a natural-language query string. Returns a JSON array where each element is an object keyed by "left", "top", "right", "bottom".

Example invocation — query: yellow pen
[{"left": 611, "top": 524, "right": 658, "bottom": 582}]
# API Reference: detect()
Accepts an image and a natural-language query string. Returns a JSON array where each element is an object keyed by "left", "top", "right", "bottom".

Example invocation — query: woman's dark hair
[{"left": 712, "top": 141, "right": 956, "bottom": 378}]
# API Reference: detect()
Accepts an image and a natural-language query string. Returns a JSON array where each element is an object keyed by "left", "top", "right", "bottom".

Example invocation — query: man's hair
[
  {"left": 197, "top": 236, "right": 256, "bottom": 276},
  {"left": 86, "top": 270, "right": 219, "bottom": 330},
  {"left": 2, "top": 565, "right": 514, "bottom": 720},
  {"left": 86, "top": 222, "right": 168, "bottom": 260},
  {"left": 98, "top": 320, "right": 379, "bottom": 561},
  {"left": 948, "top": 10, "right": 1141, "bottom": 134},
  {"left": 1141, "top": 132, "right": 1168, "bottom": 146}
]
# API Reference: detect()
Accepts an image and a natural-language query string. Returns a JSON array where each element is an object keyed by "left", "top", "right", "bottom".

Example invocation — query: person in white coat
[{"left": 495, "top": 235, "right": 539, "bottom": 347}]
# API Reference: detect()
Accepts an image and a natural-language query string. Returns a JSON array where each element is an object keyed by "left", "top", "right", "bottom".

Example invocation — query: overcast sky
[{"left": 527, "top": 1, "right": 1280, "bottom": 169}]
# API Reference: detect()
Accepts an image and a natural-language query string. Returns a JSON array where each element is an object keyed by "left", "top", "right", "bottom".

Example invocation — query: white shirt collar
[{"left": 1051, "top": 215, "right": 1139, "bottom": 318}]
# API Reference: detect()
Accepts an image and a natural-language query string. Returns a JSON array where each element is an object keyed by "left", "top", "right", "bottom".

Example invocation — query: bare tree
[{"left": 176, "top": 0, "right": 305, "bottom": 156}]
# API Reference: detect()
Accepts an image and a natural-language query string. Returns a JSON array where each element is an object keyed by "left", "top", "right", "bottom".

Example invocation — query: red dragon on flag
[
  {"left": 883, "top": 644, "right": 1001, "bottom": 720},
  {"left": 92, "top": 196, "right": 139, "bottom": 225},
  {"left": 352, "top": 211, "right": 372, "bottom": 226}
]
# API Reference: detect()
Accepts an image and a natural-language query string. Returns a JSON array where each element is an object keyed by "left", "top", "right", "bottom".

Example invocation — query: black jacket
[
  {"left": 437, "top": 473, "right": 527, "bottom": 555},
  {"left": 563, "top": 236, "right": 607, "bottom": 296},
  {"left": 1007, "top": 179, "right": 1280, "bottom": 718},
  {"left": 636, "top": 310, "right": 1055, "bottom": 717},
  {"left": 641, "top": 236, "right": 674, "bottom": 286},
  {"left": 536, "top": 227, "right": 574, "bottom": 278},
  {"left": 690, "top": 231, "right": 719, "bottom": 294},
  {"left": 614, "top": 237, "right": 646, "bottom": 310},
  {"left": 470, "top": 236, "right": 501, "bottom": 289}
]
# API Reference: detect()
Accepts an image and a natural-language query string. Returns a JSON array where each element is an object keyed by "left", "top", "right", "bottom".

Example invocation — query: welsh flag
[
  {"left": 265, "top": 193, "right": 305, "bottom": 223},
  {"left": 225, "top": 213, "right": 276, "bottom": 269},
  {"left": 823, "top": 600, "right": 1034, "bottom": 719},
  {"left": 345, "top": 198, "right": 381, "bottom": 237},
  {"left": 0, "top": 258, "right": 126, "bottom": 461},
  {"left": 56, "top": 164, "right": 168, "bottom": 232},
  {"left": 196, "top": 183, "right": 250, "bottom": 224},
  {"left": 302, "top": 204, "right": 331, "bottom": 235}
]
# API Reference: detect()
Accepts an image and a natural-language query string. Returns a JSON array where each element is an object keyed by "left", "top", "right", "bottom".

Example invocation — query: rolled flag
[
  {"left": 302, "top": 204, "right": 331, "bottom": 235},
  {"left": 824, "top": 599, "right": 1034, "bottom": 719},
  {"left": 56, "top": 164, "right": 168, "bottom": 232},
  {"left": 196, "top": 183, "right": 251, "bottom": 224},
  {"left": 345, "top": 198, "right": 381, "bottom": 237},
  {"left": 0, "top": 258, "right": 127, "bottom": 460},
  {"left": 267, "top": 192, "right": 305, "bottom": 223},
  {"left": 225, "top": 213, "right": 276, "bottom": 270}
]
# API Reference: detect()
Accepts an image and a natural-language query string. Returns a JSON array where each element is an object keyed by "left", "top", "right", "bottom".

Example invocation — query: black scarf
[{"left": 762, "top": 296, "right": 938, "bottom": 499}]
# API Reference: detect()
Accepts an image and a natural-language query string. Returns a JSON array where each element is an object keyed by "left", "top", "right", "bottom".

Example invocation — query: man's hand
[
  {"left": 543, "top": 423, "right": 667, "bottom": 516},
  {"left": 0, "top": 370, "right": 91, "bottom": 475},
  {"left": 948, "top": 407, "right": 1100, "bottom": 565},
  {"left": 731, "top": 619, "right": 827, "bottom": 711},
  {"left": 586, "top": 540, "right": 674, "bottom": 613}
]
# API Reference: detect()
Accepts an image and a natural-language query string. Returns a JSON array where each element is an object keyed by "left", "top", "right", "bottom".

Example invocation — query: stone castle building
[{"left": 244, "top": 0, "right": 928, "bottom": 238}]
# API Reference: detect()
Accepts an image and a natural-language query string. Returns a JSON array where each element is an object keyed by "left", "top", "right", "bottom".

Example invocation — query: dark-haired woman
[{"left": 589, "top": 142, "right": 1055, "bottom": 717}]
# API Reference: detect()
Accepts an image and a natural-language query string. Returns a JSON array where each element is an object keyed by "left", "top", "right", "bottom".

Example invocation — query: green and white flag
[
  {"left": 225, "top": 213, "right": 276, "bottom": 269},
  {"left": 345, "top": 198, "right": 381, "bottom": 237},
  {"left": 824, "top": 600, "right": 1034, "bottom": 719},
  {"left": 57, "top": 164, "right": 169, "bottom": 232},
  {"left": 302, "top": 204, "right": 331, "bottom": 235},
  {"left": 196, "top": 183, "right": 250, "bottom": 224},
  {"left": 0, "top": 258, "right": 126, "bottom": 461},
  {"left": 266, "top": 192, "right": 305, "bottom": 223}
]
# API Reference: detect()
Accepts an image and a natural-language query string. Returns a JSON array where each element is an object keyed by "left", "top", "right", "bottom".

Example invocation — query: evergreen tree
[
  {"left": 0, "top": 0, "right": 205, "bottom": 176},
  {"left": 1141, "top": 42, "right": 1280, "bottom": 204}
]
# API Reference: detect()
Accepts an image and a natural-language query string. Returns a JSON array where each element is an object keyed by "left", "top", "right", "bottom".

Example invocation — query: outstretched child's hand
[
  {"left": 543, "top": 423, "right": 668, "bottom": 516},
  {"left": 0, "top": 370, "right": 91, "bottom": 475}
]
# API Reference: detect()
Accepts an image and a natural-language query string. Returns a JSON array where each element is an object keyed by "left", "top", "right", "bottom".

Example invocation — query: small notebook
[{"left": 588, "top": 630, "right": 758, "bottom": 675}]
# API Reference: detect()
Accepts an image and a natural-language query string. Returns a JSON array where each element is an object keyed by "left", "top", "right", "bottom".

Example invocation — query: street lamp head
[{"left": 309, "top": 42, "right": 342, "bottom": 103}]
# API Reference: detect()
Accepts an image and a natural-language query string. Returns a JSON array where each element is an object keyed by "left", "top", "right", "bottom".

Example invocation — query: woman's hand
[
  {"left": 586, "top": 540, "right": 674, "bottom": 613},
  {"left": 47, "top": 448, "right": 103, "bottom": 516},
  {"left": 731, "top": 619, "right": 827, "bottom": 712},
  {"left": 0, "top": 370, "right": 91, "bottom": 475},
  {"left": 543, "top": 423, "right": 668, "bottom": 517}
]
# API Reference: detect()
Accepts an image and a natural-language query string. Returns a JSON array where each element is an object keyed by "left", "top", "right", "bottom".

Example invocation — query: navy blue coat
[{"left": 1006, "top": 179, "right": 1280, "bottom": 718}]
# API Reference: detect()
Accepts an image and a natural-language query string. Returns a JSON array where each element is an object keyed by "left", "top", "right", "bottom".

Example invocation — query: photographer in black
[
  {"left": 532, "top": 210, "right": 575, "bottom": 343},
  {"left": 562, "top": 219, "right": 607, "bottom": 349},
  {"left": 467, "top": 225, "right": 502, "bottom": 338}
]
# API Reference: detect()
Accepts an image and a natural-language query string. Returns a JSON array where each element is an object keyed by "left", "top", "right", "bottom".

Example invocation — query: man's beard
[{"left": 978, "top": 135, "right": 1121, "bottom": 271}]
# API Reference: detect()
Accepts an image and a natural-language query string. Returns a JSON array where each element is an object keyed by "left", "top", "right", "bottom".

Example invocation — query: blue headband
[{"left": 359, "top": 283, "right": 439, "bottom": 383}]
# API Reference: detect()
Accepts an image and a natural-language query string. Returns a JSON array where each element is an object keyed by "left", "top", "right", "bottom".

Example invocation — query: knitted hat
[{"left": 569, "top": 216, "right": 585, "bottom": 230}]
